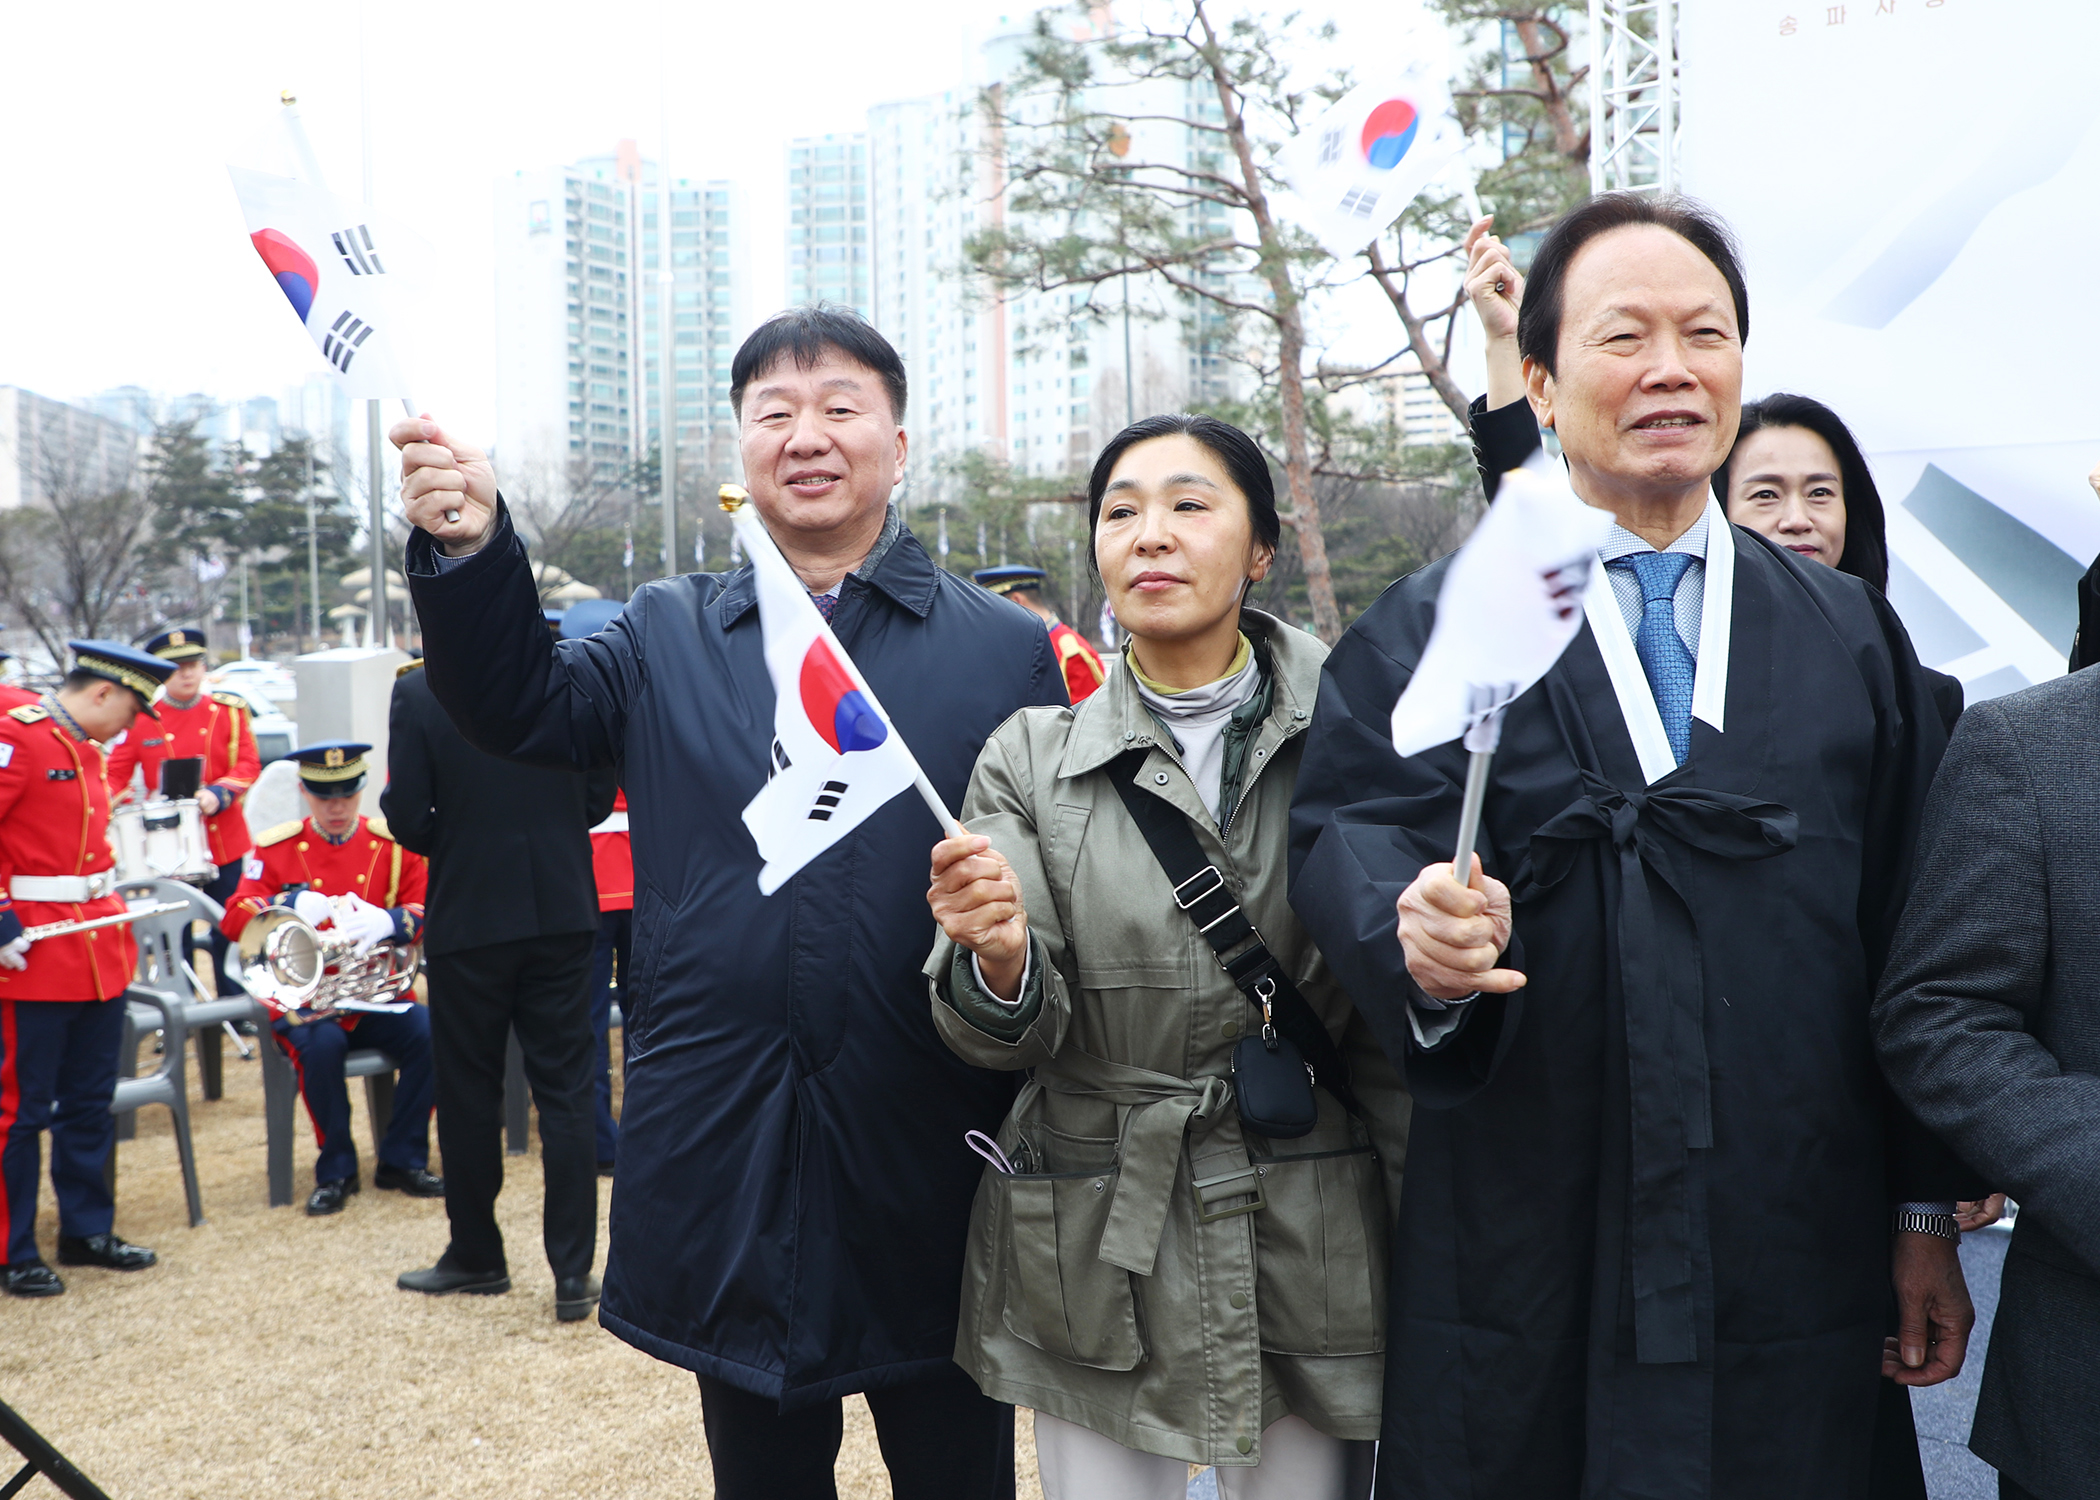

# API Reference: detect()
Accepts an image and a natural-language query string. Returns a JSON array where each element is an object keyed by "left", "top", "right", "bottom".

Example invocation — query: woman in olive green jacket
[{"left": 925, "top": 415, "right": 1408, "bottom": 1499}]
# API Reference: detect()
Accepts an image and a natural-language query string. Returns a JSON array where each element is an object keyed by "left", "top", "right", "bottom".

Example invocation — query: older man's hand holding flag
[{"left": 1387, "top": 454, "right": 1613, "bottom": 1005}]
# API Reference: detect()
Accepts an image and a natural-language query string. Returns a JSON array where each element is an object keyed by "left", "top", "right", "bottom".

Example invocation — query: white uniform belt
[
  {"left": 590, "top": 812, "right": 630, "bottom": 835},
  {"left": 11, "top": 872, "right": 116, "bottom": 902}
]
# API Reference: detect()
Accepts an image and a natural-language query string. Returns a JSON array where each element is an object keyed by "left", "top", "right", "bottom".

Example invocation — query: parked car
[{"left": 209, "top": 658, "right": 298, "bottom": 708}]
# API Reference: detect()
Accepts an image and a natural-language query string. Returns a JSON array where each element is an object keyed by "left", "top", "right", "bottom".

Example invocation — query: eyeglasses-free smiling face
[
  {"left": 737, "top": 350, "right": 907, "bottom": 541},
  {"left": 1726, "top": 424, "right": 1848, "bottom": 569},
  {"left": 1094, "top": 433, "right": 1274, "bottom": 650},
  {"left": 1529, "top": 223, "right": 1744, "bottom": 507}
]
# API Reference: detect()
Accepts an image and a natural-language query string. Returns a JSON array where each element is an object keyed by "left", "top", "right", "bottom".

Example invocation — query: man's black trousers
[
  {"left": 425, "top": 932, "right": 597, "bottom": 1279},
  {"left": 696, "top": 1366, "right": 1014, "bottom": 1500}
]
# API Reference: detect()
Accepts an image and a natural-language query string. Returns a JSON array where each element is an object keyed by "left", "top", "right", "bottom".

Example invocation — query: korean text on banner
[
  {"left": 1277, "top": 69, "right": 1466, "bottom": 260},
  {"left": 1391, "top": 457, "right": 1615, "bottom": 757}
]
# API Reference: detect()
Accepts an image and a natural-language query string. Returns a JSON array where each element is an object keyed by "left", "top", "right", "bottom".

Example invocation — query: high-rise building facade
[
  {"left": 494, "top": 146, "right": 747, "bottom": 492},
  {"left": 786, "top": 134, "right": 870, "bottom": 318},
  {"left": 0, "top": 387, "right": 140, "bottom": 511}
]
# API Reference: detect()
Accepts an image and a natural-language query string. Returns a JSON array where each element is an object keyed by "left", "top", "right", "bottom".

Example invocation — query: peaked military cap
[
  {"left": 972, "top": 565, "right": 1048, "bottom": 596},
  {"left": 69, "top": 639, "right": 174, "bottom": 719},
  {"left": 145, "top": 627, "right": 210, "bottom": 662},
  {"left": 289, "top": 739, "right": 371, "bottom": 797}
]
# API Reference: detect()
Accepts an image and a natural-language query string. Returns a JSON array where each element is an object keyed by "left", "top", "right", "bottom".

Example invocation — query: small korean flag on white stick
[
  {"left": 1277, "top": 67, "right": 1467, "bottom": 260},
  {"left": 227, "top": 164, "right": 413, "bottom": 401},
  {"left": 725, "top": 489, "right": 961, "bottom": 895},
  {"left": 1390, "top": 455, "right": 1615, "bottom": 876}
]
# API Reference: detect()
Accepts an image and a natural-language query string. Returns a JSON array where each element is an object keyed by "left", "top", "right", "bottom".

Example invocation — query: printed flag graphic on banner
[
  {"left": 227, "top": 167, "right": 412, "bottom": 399},
  {"left": 733, "top": 506, "right": 922, "bottom": 894},
  {"left": 1277, "top": 68, "right": 1466, "bottom": 259}
]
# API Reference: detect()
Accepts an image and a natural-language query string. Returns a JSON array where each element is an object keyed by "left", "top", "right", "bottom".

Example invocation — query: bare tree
[
  {"left": 966, "top": 0, "right": 1361, "bottom": 639},
  {"left": 0, "top": 410, "right": 161, "bottom": 665}
]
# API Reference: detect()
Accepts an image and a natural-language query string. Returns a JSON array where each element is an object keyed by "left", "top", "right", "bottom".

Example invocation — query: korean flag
[
  {"left": 1276, "top": 67, "right": 1466, "bottom": 260},
  {"left": 227, "top": 166, "right": 413, "bottom": 400},
  {"left": 733, "top": 506, "right": 923, "bottom": 895}
]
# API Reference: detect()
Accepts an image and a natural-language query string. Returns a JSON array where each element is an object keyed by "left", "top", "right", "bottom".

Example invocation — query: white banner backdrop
[{"left": 1680, "top": 0, "right": 2100, "bottom": 699}]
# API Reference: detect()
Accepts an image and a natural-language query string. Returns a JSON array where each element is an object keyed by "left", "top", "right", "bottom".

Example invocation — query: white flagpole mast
[{"left": 718, "top": 484, "right": 964, "bottom": 837}]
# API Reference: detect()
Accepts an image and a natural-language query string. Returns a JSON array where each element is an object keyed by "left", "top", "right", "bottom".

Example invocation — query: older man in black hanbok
[{"left": 1289, "top": 194, "right": 1982, "bottom": 1500}]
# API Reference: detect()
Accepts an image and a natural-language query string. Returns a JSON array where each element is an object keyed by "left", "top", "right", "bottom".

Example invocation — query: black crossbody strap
[{"left": 1108, "top": 752, "right": 1362, "bottom": 1118}]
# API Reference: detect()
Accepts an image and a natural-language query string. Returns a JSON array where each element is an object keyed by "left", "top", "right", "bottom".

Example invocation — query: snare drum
[{"left": 108, "top": 798, "right": 217, "bottom": 885}]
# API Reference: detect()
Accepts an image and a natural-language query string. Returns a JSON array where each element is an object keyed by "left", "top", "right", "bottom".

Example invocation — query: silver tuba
[{"left": 237, "top": 901, "right": 421, "bottom": 1023}]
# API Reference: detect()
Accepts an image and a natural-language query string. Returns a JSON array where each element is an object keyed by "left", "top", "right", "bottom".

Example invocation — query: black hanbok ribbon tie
[{"left": 1519, "top": 768, "right": 1798, "bottom": 1365}]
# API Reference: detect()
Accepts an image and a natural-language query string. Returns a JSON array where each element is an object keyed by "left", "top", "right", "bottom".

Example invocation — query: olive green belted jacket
[{"left": 924, "top": 610, "right": 1410, "bottom": 1468}]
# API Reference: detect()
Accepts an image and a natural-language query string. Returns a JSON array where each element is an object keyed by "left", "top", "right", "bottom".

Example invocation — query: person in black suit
[
  {"left": 383, "top": 657, "right": 617, "bottom": 1322},
  {"left": 1875, "top": 666, "right": 2100, "bottom": 1500}
]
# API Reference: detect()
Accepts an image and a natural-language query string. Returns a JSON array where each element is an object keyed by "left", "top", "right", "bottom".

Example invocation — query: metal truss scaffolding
[{"left": 1589, "top": 0, "right": 1680, "bottom": 195}]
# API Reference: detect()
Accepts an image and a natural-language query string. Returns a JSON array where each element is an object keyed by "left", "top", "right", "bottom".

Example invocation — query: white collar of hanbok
[{"left": 1580, "top": 497, "right": 1736, "bottom": 787}]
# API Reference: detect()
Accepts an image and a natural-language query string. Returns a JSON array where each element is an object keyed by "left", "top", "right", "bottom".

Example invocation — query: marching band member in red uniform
[
  {"left": 0, "top": 640, "right": 173, "bottom": 1298},
  {"left": 588, "top": 788, "right": 630, "bottom": 1174},
  {"left": 222, "top": 741, "right": 442, "bottom": 1217},
  {"left": 106, "top": 628, "right": 262, "bottom": 999},
  {"left": 973, "top": 564, "right": 1105, "bottom": 703}
]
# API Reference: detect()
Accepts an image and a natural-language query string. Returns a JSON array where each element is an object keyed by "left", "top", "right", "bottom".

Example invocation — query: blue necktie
[
  {"left": 810, "top": 591, "right": 838, "bottom": 623},
  {"left": 1613, "top": 551, "right": 1697, "bottom": 763}
]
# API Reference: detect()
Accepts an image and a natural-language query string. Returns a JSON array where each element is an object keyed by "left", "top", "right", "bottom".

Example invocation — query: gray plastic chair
[
  {"left": 117, "top": 879, "right": 261, "bottom": 1140},
  {"left": 107, "top": 985, "right": 204, "bottom": 1227},
  {"left": 256, "top": 1028, "right": 400, "bottom": 1208}
]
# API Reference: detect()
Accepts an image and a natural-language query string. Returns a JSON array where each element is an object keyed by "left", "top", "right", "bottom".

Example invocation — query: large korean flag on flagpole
[
  {"left": 733, "top": 506, "right": 923, "bottom": 895},
  {"left": 1277, "top": 68, "right": 1466, "bottom": 260},
  {"left": 226, "top": 166, "right": 413, "bottom": 400}
]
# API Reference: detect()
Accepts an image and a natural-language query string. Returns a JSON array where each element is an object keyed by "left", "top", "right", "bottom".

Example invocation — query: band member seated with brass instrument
[
  {"left": 0, "top": 641, "right": 175, "bottom": 1298},
  {"left": 222, "top": 741, "right": 441, "bottom": 1217},
  {"left": 107, "top": 628, "right": 262, "bottom": 1000}
]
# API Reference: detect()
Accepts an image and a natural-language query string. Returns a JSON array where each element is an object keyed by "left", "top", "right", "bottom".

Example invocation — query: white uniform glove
[
  {"left": 0, "top": 935, "right": 30, "bottom": 972},
  {"left": 291, "top": 890, "right": 333, "bottom": 927},
  {"left": 333, "top": 894, "right": 398, "bottom": 954}
]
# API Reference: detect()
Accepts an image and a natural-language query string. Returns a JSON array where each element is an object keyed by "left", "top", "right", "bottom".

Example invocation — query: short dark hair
[
  {"left": 1517, "top": 192, "right": 1750, "bottom": 378},
  {"left": 1714, "top": 392, "right": 1889, "bottom": 594},
  {"left": 1086, "top": 414, "right": 1282, "bottom": 559},
  {"left": 730, "top": 304, "right": 908, "bottom": 423},
  {"left": 61, "top": 669, "right": 101, "bottom": 693}
]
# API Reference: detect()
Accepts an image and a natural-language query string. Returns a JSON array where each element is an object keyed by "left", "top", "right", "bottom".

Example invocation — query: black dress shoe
[
  {"left": 555, "top": 1274, "right": 601, "bottom": 1323},
  {"left": 3, "top": 1261, "right": 63, "bottom": 1297},
  {"left": 373, "top": 1164, "right": 445, "bottom": 1198},
  {"left": 56, "top": 1233, "right": 157, "bottom": 1270},
  {"left": 398, "top": 1263, "right": 511, "bottom": 1296},
  {"left": 306, "top": 1177, "right": 360, "bottom": 1216}
]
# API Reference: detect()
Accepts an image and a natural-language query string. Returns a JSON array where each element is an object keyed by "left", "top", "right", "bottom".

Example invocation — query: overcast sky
[{"left": 0, "top": 0, "right": 1439, "bottom": 442}]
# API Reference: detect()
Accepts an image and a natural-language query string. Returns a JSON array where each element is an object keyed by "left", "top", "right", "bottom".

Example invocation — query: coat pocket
[
  {"left": 992, "top": 1157, "right": 1145, "bottom": 1372},
  {"left": 1248, "top": 1142, "right": 1387, "bottom": 1356}
]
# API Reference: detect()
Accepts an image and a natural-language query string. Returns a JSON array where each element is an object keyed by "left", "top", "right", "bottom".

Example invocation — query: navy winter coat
[{"left": 406, "top": 503, "right": 1064, "bottom": 1406}]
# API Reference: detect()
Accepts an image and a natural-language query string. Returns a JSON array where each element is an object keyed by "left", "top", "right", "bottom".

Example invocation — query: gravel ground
[{"left": 0, "top": 1026, "right": 1047, "bottom": 1499}]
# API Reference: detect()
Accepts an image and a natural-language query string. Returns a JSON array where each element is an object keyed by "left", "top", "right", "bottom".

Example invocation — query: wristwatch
[{"left": 1892, "top": 1209, "right": 1960, "bottom": 1242}]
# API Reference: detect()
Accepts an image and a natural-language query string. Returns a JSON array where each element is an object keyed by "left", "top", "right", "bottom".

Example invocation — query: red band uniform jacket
[
  {"left": 221, "top": 815, "right": 427, "bottom": 1030},
  {"left": 106, "top": 691, "right": 261, "bottom": 864},
  {"left": 0, "top": 704, "right": 136, "bottom": 1001},
  {"left": 1048, "top": 619, "right": 1107, "bottom": 705},
  {"left": 591, "top": 790, "right": 633, "bottom": 913}
]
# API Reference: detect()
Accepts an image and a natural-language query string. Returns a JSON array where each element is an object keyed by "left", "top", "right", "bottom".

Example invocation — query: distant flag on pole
[
  {"left": 1277, "top": 68, "right": 1466, "bottom": 259},
  {"left": 227, "top": 166, "right": 413, "bottom": 399},
  {"left": 728, "top": 500, "right": 936, "bottom": 894}
]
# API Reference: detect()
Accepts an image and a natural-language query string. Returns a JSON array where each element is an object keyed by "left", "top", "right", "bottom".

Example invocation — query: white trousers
[{"left": 1034, "top": 1411, "right": 1375, "bottom": 1500}]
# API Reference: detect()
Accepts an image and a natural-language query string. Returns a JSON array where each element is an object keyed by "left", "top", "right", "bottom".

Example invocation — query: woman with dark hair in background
[
  {"left": 923, "top": 414, "right": 1406, "bottom": 1499},
  {"left": 1459, "top": 217, "right": 1967, "bottom": 732}
]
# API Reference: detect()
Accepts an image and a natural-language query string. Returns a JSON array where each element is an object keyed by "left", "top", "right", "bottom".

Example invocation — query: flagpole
[{"left": 718, "top": 484, "right": 964, "bottom": 837}]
